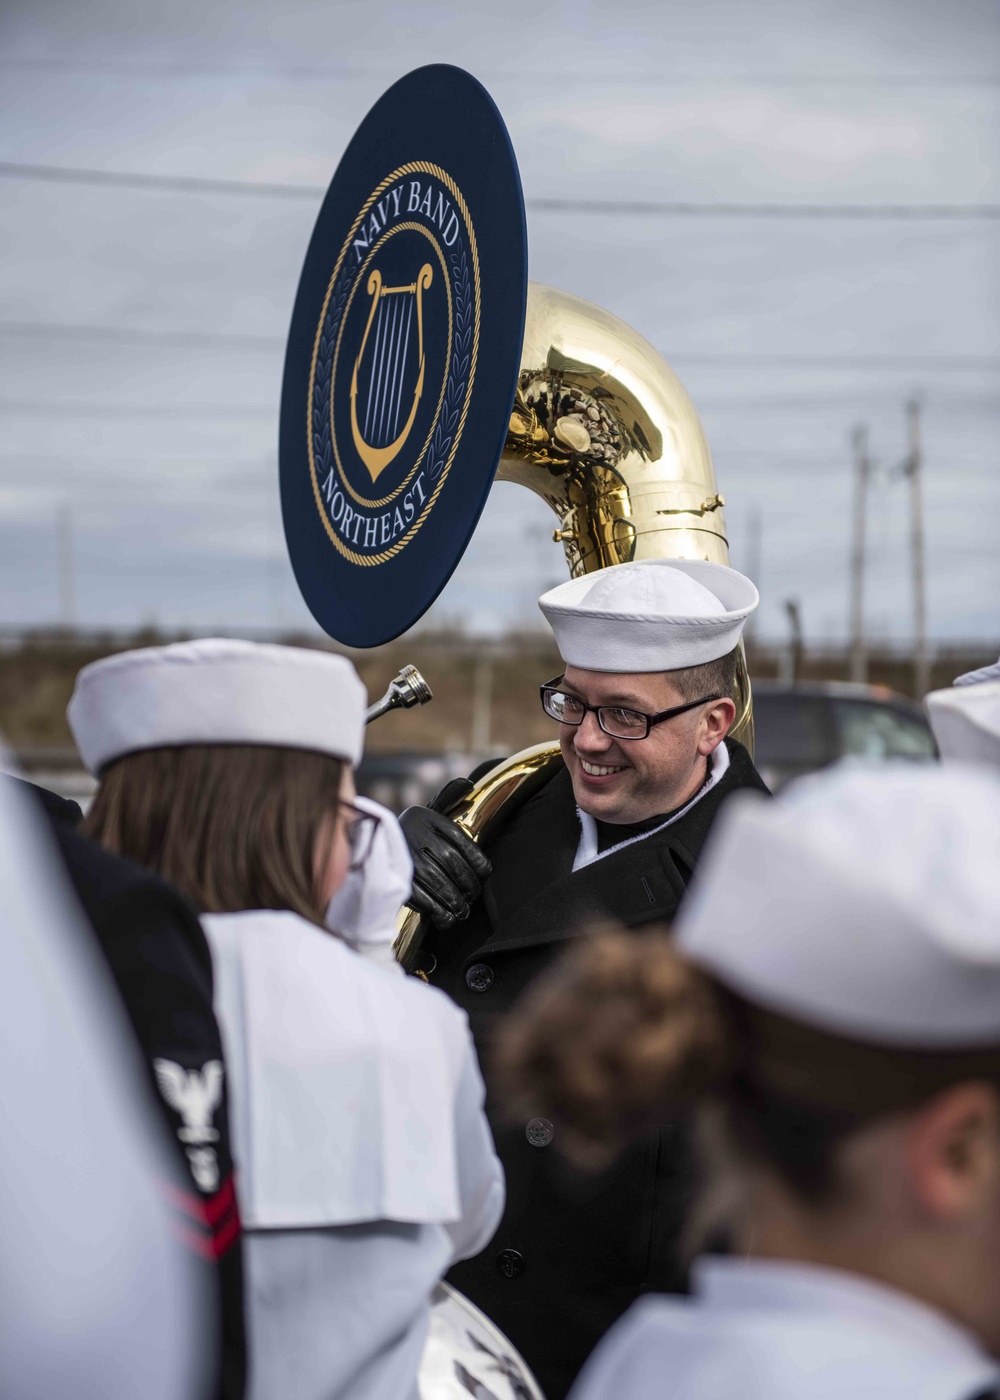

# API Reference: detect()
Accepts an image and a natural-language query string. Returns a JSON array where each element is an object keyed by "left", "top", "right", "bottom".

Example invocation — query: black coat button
[
  {"left": 465, "top": 963, "right": 494, "bottom": 993},
  {"left": 526, "top": 1117, "right": 554, "bottom": 1148},
  {"left": 496, "top": 1248, "right": 525, "bottom": 1279}
]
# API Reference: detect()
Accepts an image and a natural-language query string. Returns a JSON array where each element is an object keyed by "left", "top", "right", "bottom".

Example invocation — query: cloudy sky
[{"left": 1, "top": 0, "right": 997, "bottom": 645}]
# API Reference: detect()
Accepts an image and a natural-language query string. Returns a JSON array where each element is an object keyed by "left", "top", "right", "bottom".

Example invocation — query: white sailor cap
[
  {"left": 674, "top": 764, "right": 1000, "bottom": 1047},
  {"left": 68, "top": 638, "right": 368, "bottom": 774},
  {"left": 953, "top": 653, "right": 1000, "bottom": 687},
  {"left": 538, "top": 560, "right": 758, "bottom": 673},
  {"left": 925, "top": 681, "right": 1000, "bottom": 769}
]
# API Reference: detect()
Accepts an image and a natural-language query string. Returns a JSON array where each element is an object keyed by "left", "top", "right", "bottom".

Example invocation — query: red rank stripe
[{"left": 158, "top": 1173, "right": 242, "bottom": 1258}]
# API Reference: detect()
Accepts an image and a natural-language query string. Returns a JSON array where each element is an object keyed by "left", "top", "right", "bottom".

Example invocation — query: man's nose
[{"left": 572, "top": 710, "right": 613, "bottom": 753}]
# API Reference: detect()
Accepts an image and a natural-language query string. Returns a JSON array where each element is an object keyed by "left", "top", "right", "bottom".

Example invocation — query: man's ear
[
  {"left": 697, "top": 698, "right": 737, "bottom": 755},
  {"left": 905, "top": 1082, "right": 1000, "bottom": 1221}
]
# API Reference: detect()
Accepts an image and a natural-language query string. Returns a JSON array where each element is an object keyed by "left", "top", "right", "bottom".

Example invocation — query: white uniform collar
[
  {"left": 204, "top": 910, "right": 472, "bottom": 1230},
  {"left": 574, "top": 1255, "right": 999, "bottom": 1400},
  {"left": 694, "top": 1256, "right": 992, "bottom": 1364},
  {"left": 573, "top": 741, "right": 730, "bottom": 873}
]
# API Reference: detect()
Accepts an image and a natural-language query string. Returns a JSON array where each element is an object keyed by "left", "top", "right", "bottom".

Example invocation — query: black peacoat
[{"left": 426, "top": 738, "right": 770, "bottom": 1400}]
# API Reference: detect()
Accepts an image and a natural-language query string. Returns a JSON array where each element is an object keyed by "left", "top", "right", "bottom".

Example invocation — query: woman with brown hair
[
  {"left": 497, "top": 765, "right": 1000, "bottom": 1400},
  {"left": 68, "top": 638, "right": 504, "bottom": 1400}
]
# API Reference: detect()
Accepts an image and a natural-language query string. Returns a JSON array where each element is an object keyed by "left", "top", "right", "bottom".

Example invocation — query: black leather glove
[{"left": 399, "top": 780, "right": 493, "bottom": 932}]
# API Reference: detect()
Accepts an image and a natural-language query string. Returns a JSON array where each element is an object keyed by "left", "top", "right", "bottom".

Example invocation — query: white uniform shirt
[
  {"left": 0, "top": 776, "right": 204, "bottom": 1400},
  {"left": 570, "top": 1257, "right": 999, "bottom": 1400},
  {"left": 203, "top": 909, "right": 505, "bottom": 1400}
]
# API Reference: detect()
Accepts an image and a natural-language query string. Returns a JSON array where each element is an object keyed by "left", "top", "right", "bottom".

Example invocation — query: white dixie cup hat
[
  {"left": 325, "top": 795, "right": 413, "bottom": 970},
  {"left": 673, "top": 763, "right": 1000, "bottom": 1048},
  {"left": 538, "top": 559, "right": 759, "bottom": 673},
  {"left": 67, "top": 638, "right": 368, "bottom": 773},
  {"left": 925, "top": 680, "right": 1000, "bottom": 771},
  {"left": 953, "top": 652, "right": 1000, "bottom": 688}
]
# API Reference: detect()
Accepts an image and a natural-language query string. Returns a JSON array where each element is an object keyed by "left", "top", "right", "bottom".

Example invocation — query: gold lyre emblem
[{"left": 350, "top": 263, "right": 434, "bottom": 484}]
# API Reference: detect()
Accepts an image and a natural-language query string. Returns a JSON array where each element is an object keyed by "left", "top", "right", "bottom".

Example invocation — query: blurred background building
[{"left": 1, "top": 0, "right": 997, "bottom": 798}]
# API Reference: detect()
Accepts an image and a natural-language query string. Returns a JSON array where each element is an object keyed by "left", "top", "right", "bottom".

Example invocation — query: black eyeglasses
[
  {"left": 338, "top": 799, "right": 381, "bottom": 871},
  {"left": 540, "top": 676, "right": 724, "bottom": 741}
]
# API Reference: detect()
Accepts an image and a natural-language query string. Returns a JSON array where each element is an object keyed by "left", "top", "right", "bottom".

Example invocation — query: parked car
[{"left": 751, "top": 681, "right": 937, "bottom": 793}]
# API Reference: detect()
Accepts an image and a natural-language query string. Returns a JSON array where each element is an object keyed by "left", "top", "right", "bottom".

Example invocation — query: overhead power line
[
  {"left": 1, "top": 396, "right": 997, "bottom": 427},
  {"left": 1, "top": 57, "right": 998, "bottom": 87},
  {"left": 1, "top": 451, "right": 275, "bottom": 470},
  {"left": 0, "top": 160, "right": 322, "bottom": 201},
  {"left": 3, "top": 322, "right": 998, "bottom": 372},
  {"left": 0, "top": 320, "right": 284, "bottom": 350},
  {"left": 3, "top": 449, "right": 998, "bottom": 473},
  {"left": 0, "top": 399, "right": 276, "bottom": 421},
  {"left": 529, "top": 196, "right": 1000, "bottom": 220},
  {"left": 1, "top": 160, "right": 997, "bottom": 218},
  {"left": 663, "top": 352, "right": 1000, "bottom": 369}
]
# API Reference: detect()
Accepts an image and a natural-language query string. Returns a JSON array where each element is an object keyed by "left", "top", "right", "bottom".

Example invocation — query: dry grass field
[
  {"left": 1, "top": 629, "right": 996, "bottom": 762},
  {"left": 0, "top": 630, "right": 563, "bottom": 757}
]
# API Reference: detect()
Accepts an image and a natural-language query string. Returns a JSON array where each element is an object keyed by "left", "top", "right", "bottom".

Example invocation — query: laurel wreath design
[
  {"left": 426, "top": 244, "right": 472, "bottom": 482},
  {"left": 311, "top": 265, "right": 351, "bottom": 504}
]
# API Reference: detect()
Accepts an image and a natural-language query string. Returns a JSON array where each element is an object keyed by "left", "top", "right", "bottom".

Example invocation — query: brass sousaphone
[
  {"left": 282, "top": 63, "right": 755, "bottom": 1400},
  {"left": 394, "top": 281, "right": 753, "bottom": 969}
]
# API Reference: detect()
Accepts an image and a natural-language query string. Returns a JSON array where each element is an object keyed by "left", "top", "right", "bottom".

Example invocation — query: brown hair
[
  {"left": 666, "top": 646, "right": 739, "bottom": 704},
  {"left": 494, "top": 928, "right": 735, "bottom": 1170},
  {"left": 83, "top": 744, "right": 344, "bottom": 924},
  {"left": 494, "top": 928, "right": 1000, "bottom": 1201}
]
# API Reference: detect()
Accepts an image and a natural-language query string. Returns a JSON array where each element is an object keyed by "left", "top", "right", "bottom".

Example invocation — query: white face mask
[{"left": 324, "top": 795, "right": 413, "bottom": 967}]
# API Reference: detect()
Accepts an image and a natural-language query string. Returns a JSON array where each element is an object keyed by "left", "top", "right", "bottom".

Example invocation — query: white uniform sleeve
[
  {"left": 0, "top": 776, "right": 206, "bottom": 1400},
  {"left": 444, "top": 1031, "right": 505, "bottom": 1262}
]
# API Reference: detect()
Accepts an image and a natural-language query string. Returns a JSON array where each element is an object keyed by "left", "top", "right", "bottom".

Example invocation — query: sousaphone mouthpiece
[{"left": 365, "top": 664, "right": 434, "bottom": 724}]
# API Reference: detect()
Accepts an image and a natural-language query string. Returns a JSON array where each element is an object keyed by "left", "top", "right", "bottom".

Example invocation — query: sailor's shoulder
[
  {"left": 722, "top": 738, "right": 772, "bottom": 797},
  {"left": 573, "top": 1295, "right": 713, "bottom": 1400},
  {"left": 583, "top": 1286, "right": 992, "bottom": 1400},
  {"left": 575, "top": 1293, "right": 836, "bottom": 1400},
  {"left": 481, "top": 758, "right": 575, "bottom": 869},
  {"left": 205, "top": 908, "right": 470, "bottom": 1042}
]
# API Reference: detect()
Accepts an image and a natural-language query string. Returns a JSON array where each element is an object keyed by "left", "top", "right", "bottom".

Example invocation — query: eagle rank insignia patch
[
  {"left": 154, "top": 1057, "right": 224, "bottom": 1192},
  {"left": 280, "top": 65, "right": 527, "bottom": 646}
]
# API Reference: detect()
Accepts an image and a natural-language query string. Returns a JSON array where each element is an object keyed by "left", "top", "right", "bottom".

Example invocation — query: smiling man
[
  {"left": 550, "top": 658, "right": 733, "bottom": 821},
  {"left": 400, "top": 558, "right": 768, "bottom": 1399}
]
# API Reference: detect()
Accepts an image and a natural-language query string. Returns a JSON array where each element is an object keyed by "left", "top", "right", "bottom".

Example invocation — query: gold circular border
[
  {"left": 329, "top": 222, "right": 451, "bottom": 509},
  {"left": 307, "top": 161, "right": 481, "bottom": 568}
]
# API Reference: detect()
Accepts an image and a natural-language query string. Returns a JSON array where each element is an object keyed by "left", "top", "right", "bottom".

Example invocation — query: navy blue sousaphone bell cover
[{"left": 280, "top": 65, "right": 528, "bottom": 646}]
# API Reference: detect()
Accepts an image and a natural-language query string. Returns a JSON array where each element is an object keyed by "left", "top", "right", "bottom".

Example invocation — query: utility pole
[
  {"left": 849, "top": 425, "right": 871, "bottom": 684},
  {"left": 57, "top": 502, "right": 76, "bottom": 630},
  {"left": 471, "top": 651, "right": 494, "bottom": 754},
  {"left": 903, "top": 400, "right": 930, "bottom": 697},
  {"left": 744, "top": 505, "right": 762, "bottom": 640},
  {"left": 781, "top": 599, "right": 804, "bottom": 685}
]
